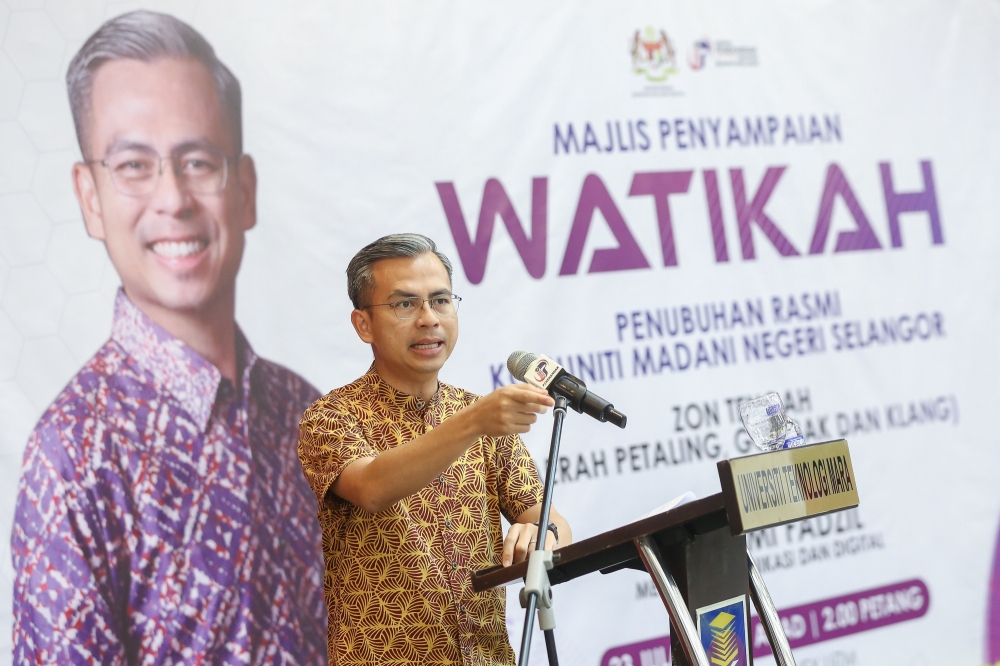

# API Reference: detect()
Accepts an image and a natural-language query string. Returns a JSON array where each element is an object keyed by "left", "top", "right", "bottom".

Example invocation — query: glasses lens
[
  {"left": 429, "top": 295, "right": 457, "bottom": 317},
  {"left": 177, "top": 149, "right": 227, "bottom": 194},
  {"left": 105, "top": 150, "right": 159, "bottom": 196},
  {"left": 391, "top": 298, "right": 422, "bottom": 319}
]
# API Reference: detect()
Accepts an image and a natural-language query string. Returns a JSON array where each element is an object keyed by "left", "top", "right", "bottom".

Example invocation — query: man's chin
[
  {"left": 128, "top": 283, "right": 223, "bottom": 316},
  {"left": 408, "top": 351, "right": 450, "bottom": 374}
]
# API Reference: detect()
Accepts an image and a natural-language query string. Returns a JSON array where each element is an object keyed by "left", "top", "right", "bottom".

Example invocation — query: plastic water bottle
[
  {"left": 738, "top": 392, "right": 788, "bottom": 451},
  {"left": 739, "top": 392, "right": 808, "bottom": 451}
]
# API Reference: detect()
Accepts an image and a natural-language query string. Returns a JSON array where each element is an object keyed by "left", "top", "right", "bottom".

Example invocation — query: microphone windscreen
[{"left": 507, "top": 351, "right": 536, "bottom": 381}]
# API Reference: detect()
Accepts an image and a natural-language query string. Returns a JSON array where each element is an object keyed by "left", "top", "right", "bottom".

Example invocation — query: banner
[{"left": 1, "top": 1, "right": 998, "bottom": 664}]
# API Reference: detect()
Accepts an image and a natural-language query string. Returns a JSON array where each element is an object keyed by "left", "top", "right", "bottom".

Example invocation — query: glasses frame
[
  {"left": 364, "top": 294, "right": 462, "bottom": 320},
  {"left": 85, "top": 148, "right": 241, "bottom": 198}
]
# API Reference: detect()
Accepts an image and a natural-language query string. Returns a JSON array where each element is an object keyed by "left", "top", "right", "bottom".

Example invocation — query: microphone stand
[{"left": 517, "top": 395, "right": 567, "bottom": 666}]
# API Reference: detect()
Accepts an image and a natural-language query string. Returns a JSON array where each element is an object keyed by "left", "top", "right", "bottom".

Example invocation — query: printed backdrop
[{"left": 1, "top": 1, "right": 998, "bottom": 664}]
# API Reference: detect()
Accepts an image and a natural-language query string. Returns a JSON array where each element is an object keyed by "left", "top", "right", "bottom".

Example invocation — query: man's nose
[
  {"left": 414, "top": 300, "right": 441, "bottom": 325},
  {"left": 151, "top": 157, "right": 196, "bottom": 215}
]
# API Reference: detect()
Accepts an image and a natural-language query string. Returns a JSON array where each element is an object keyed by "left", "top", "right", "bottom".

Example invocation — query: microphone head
[{"left": 507, "top": 351, "right": 537, "bottom": 381}]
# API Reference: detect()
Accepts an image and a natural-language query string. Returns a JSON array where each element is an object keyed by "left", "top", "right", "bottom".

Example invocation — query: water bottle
[
  {"left": 738, "top": 392, "right": 787, "bottom": 451},
  {"left": 739, "top": 392, "right": 806, "bottom": 451}
]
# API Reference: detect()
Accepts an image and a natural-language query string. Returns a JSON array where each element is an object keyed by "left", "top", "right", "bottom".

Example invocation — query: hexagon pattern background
[{"left": 0, "top": 3, "right": 202, "bottom": 662}]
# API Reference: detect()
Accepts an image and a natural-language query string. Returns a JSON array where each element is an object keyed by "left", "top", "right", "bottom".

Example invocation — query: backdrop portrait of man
[
  {"left": 10, "top": 11, "right": 327, "bottom": 665},
  {"left": 298, "top": 233, "right": 573, "bottom": 666}
]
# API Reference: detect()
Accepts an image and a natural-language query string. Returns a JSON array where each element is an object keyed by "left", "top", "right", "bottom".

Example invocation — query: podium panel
[
  {"left": 662, "top": 529, "right": 752, "bottom": 666},
  {"left": 473, "top": 495, "right": 753, "bottom": 666},
  {"left": 473, "top": 440, "right": 859, "bottom": 666}
]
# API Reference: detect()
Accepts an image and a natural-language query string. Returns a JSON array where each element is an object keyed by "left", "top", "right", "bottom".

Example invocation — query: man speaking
[{"left": 298, "top": 234, "right": 572, "bottom": 665}]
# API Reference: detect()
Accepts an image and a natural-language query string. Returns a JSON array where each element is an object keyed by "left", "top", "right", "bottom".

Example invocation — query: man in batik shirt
[
  {"left": 298, "top": 234, "right": 573, "bottom": 665},
  {"left": 11, "top": 11, "right": 326, "bottom": 664}
]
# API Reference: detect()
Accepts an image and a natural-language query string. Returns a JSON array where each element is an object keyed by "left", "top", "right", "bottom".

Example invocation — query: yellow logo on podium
[
  {"left": 708, "top": 611, "right": 740, "bottom": 665},
  {"left": 697, "top": 596, "right": 748, "bottom": 666}
]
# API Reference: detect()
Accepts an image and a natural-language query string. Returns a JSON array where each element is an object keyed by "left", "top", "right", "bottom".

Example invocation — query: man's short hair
[
  {"left": 67, "top": 10, "right": 242, "bottom": 157},
  {"left": 347, "top": 234, "right": 454, "bottom": 309}
]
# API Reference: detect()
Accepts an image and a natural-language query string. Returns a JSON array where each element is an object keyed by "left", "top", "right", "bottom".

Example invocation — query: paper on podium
[{"left": 641, "top": 491, "right": 698, "bottom": 520}]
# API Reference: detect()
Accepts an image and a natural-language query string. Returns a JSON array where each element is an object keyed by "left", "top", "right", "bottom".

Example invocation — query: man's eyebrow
[
  {"left": 172, "top": 139, "right": 225, "bottom": 156},
  {"left": 102, "top": 138, "right": 224, "bottom": 156},
  {"left": 386, "top": 290, "right": 419, "bottom": 300},
  {"left": 385, "top": 288, "right": 451, "bottom": 300},
  {"left": 105, "top": 138, "right": 156, "bottom": 155}
]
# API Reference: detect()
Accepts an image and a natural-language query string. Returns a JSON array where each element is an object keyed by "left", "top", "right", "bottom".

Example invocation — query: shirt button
[
  {"left": 439, "top": 476, "right": 445, "bottom": 484},
  {"left": 445, "top": 519, "right": 452, "bottom": 528},
  {"left": 463, "top": 647, "right": 471, "bottom": 655},
  {"left": 452, "top": 561, "right": 458, "bottom": 569}
]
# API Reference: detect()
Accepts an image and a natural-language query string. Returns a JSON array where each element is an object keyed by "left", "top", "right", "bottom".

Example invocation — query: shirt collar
[
  {"left": 110, "top": 289, "right": 257, "bottom": 431},
  {"left": 365, "top": 363, "right": 442, "bottom": 413}
]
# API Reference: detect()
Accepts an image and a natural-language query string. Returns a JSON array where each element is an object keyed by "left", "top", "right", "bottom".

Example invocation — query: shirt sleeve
[
  {"left": 12, "top": 420, "right": 128, "bottom": 666},
  {"left": 494, "top": 433, "right": 544, "bottom": 524},
  {"left": 297, "top": 396, "right": 378, "bottom": 509}
]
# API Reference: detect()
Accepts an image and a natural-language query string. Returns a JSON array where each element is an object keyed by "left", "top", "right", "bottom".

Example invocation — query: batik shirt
[
  {"left": 298, "top": 367, "right": 543, "bottom": 666},
  {"left": 12, "top": 290, "right": 327, "bottom": 665}
]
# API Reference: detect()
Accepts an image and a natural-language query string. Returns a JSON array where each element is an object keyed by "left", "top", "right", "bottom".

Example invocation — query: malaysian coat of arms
[{"left": 631, "top": 27, "right": 678, "bottom": 82}]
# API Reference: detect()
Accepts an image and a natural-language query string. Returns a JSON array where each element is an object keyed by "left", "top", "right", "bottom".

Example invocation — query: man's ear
[
  {"left": 73, "top": 162, "right": 106, "bottom": 240},
  {"left": 235, "top": 153, "right": 257, "bottom": 232},
  {"left": 351, "top": 308, "right": 375, "bottom": 344}
]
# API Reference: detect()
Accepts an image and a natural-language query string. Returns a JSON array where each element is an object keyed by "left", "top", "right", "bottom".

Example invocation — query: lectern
[{"left": 473, "top": 439, "right": 859, "bottom": 666}]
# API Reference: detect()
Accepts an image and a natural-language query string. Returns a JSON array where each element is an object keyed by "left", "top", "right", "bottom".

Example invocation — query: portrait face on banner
[{"left": 72, "top": 56, "right": 257, "bottom": 319}]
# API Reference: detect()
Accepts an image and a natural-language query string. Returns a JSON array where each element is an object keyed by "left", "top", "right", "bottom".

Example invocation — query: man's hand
[
  {"left": 468, "top": 384, "right": 554, "bottom": 438},
  {"left": 502, "top": 522, "right": 555, "bottom": 567},
  {"left": 503, "top": 505, "right": 572, "bottom": 567}
]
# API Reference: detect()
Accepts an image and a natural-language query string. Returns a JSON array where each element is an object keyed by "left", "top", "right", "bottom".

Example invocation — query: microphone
[{"left": 507, "top": 351, "right": 627, "bottom": 428}]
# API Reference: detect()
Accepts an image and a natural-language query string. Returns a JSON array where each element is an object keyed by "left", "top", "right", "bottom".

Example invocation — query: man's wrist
[
  {"left": 448, "top": 402, "right": 484, "bottom": 443},
  {"left": 533, "top": 521, "right": 559, "bottom": 546}
]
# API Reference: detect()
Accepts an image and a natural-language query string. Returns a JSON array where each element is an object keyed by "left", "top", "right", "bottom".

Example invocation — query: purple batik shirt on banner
[{"left": 12, "top": 290, "right": 327, "bottom": 665}]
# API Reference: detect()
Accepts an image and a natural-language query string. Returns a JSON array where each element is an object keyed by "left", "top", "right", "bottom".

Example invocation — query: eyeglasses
[
  {"left": 365, "top": 294, "right": 462, "bottom": 320},
  {"left": 87, "top": 146, "right": 239, "bottom": 197}
]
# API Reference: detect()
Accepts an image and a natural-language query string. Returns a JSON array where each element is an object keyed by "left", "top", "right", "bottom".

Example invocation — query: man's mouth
[
  {"left": 149, "top": 239, "right": 208, "bottom": 258},
  {"left": 412, "top": 341, "right": 444, "bottom": 350}
]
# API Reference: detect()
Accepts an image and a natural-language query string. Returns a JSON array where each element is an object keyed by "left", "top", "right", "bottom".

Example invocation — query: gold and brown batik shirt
[{"left": 298, "top": 366, "right": 543, "bottom": 666}]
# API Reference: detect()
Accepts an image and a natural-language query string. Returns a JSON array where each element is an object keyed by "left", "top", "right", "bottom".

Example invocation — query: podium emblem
[{"left": 697, "top": 596, "right": 748, "bottom": 666}]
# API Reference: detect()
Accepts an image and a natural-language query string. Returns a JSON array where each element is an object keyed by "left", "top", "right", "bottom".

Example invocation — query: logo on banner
[
  {"left": 714, "top": 39, "right": 759, "bottom": 67},
  {"left": 697, "top": 596, "right": 749, "bottom": 666},
  {"left": 630, "top": 27, "right": 678, "bottom": 82},
  {"left": 688, "top": 38, "right": 711, "bottom": 70},
  {"left": 687, "top": 36, "right": 759, "bottom": 71}
]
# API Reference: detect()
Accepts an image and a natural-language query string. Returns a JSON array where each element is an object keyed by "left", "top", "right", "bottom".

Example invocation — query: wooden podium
[{"left": 473, "top": 439, "right": 860, "bottom": 666}]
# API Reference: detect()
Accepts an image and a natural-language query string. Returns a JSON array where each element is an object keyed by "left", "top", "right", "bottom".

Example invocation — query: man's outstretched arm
[{"left": 318, "top": 384, "right": 554, "bottom": 514}]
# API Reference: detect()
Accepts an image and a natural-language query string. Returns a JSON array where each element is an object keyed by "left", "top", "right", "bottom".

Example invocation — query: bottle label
[{"left": 782, "top": 435, "right": 804, "bottom": 449}]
